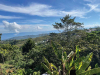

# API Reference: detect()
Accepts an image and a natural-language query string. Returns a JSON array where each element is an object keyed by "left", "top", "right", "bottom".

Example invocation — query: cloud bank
[{"left": 3, "top": 21, "right": 21, "bottom": 33}]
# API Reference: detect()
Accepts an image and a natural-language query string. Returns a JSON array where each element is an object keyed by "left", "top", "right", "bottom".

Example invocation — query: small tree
[{"left": 22, "top": 38, "right": 35, "bottom": 53}]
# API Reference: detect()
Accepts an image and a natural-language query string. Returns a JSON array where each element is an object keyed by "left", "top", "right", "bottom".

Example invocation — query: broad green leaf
[
  {"left": 95, "top": 63, "right": 100, "bottom": 75},
  {"left": 76, "top": 52, "right": 93, "bottom": 74},
  {"left": 80, "top": 68, "right": 100, "bottom": 75}
]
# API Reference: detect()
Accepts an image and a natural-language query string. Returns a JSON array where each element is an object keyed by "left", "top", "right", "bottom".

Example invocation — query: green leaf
[
  {"left": 76, "top": 45, "right": 79, "bottom": 59},
  {"left": 95, "top": 63, "right": 100, "bottom": 75},
  {"left": 80, "top": 68, "right": 100, "bottom": 75},
  {"left": 76, "top": 52, "right": 93, "bottom": 74},
  {"left": 43, "top": 57, "right": 50, "bottom": 68},
  {"left": 41, "top": 63, "right": 52, "bottom": 75},
  {"left": 50, "top": 63, "right": 57, "bottom": 70}
]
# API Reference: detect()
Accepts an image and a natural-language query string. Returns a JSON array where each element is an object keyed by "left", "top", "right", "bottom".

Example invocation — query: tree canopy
[
  {"left": 53, "top": 15, "right": 84, "bottom": 42},
  {"left": 53, "top": 15, "right": 84, "bottom": 32}
]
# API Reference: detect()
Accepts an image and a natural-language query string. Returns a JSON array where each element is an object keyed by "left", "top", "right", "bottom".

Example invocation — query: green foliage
[
  {"left": 22, "top": 38, "right": 35, "bottom": 53},
  {"left": 33, "top": 71, "right": 40, "bottom": 75},
  {"left": 95, "top": 63, "right": 100, "bottom": 75},
  {"left": 0, "top": 63, "right": 39, "bottom": 75},
  {"left": 6, "top": 51, "right": 34, "bottom": 68},
  {"left": 0, "top": 44, "right": 19, "bottom": 50},
  {"left": 41, "top": 57, "right": 58, "bottom": 75},
  {"left": 85, "top": 31, "right": 100, "bottom": 44},
  {"left": 12, "top": 68, "right": 26, "bottom": 75},
  {"left": 9, "top": 40, "right": 19, "bottom": 45},
  {"left": 0, "top": 48, "right": 8, "bottom": 63},
  {"left": 53, "top": 15, "right": 83, "bottom": 31},
  {"left": 42, "top": 45, "right": 100, "bottom": 75}
]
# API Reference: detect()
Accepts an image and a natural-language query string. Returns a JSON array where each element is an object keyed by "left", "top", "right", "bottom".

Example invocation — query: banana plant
[
  {"left": 42, "top": 42, "right": 100, "bottom": 75},
  {"left": 74, "top": 46, "right": 100, "bottom": 75}
]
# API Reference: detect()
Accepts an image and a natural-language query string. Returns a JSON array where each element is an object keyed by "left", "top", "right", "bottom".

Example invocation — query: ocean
[{"left": 1, "top": 30, "right": 60, "bottom": 40}]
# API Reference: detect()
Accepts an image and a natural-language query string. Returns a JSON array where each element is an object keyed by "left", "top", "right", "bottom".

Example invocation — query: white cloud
[
  {"left": 28, "top": 19, "right": 44, "bottom": 23},
  {"left": 84, "top": 0, "right": 100, "bottom": 3},
  {"left": 0, "top": 3, "right": 59, "bottom": 17},
  {"left": 1, "top": 21, "right": 55, "bottom": 33},
  {"left": 84, "top": 0, "right": 100, "bottom": 13},
  {"left": 20, "top": 24, "right": 50, "bottom": 29},
  {"left": 19, "top": 19, "right": 44, "bottom": 23},
  {"left": 87, "top": 4, "right": 98, "bottom": 11},
  {"left": 87, "top": 4, "right": 99, "bottom": 12},
  {"left": 2, "top": 21, "right": 21, "bottom": 33},
  {"left": 0, "top": 3, "right": 92, "bottom": 18},
  {"left": 84, "top": 24, "right": 100, "bottom": 28},
  {"left": 0, "top": 15, "right": 22, "bottom": 19},
  {"left": 86, "top": 3, "right": 100, "bottom": 13},
  {"left": 61, "top": 10, "right": 87, "bottom": 18},
  {"left": 84, "top": 0, "right": 94, "bottom": 3},
  {"left": 37, "top": 26, "right": 42, "bottom": 29},
  {"left": 19, "top": 24, "right": 55, "bottom": 32}
]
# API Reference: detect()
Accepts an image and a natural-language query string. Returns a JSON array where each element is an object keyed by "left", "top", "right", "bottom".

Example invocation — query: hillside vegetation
[{"left": 0, "top": 15, "right": 100, "bottom": 75}]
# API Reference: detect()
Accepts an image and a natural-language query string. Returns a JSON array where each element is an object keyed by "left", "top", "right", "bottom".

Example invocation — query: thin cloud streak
[
  {"left": 0, "top": 15, "right": 22, "bottom": 19},
  {"left": 84, "top": 0, "right": 100, "bottom": 3},
  {"left": 84, "top": 0, "right": 94, "bottom": 3},
  {"left": 0, "top": 3, "right": 93, "bottom": 18},
  {"left": 84, "top": 0, "right": 100, "bottom": 13},
  {"left": 87, "top": 4, "right": 100, "bottom": 12},
  {"left": 87, "top": 4, "right": 98, "bottom": 11}
]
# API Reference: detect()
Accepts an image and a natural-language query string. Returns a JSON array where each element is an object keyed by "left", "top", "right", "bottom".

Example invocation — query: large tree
[{"left": 53, "top": 15, "right": 84, "bottom": 42}]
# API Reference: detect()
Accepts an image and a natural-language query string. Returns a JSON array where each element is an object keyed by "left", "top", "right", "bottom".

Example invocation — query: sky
[{"left": 0, "top": 0, "right": 100, "bottom": 38}]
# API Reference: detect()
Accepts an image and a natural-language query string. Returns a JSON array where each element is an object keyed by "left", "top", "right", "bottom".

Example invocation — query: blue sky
[{"left": 0, "top": 0, "right": 100, "bottom": 34}]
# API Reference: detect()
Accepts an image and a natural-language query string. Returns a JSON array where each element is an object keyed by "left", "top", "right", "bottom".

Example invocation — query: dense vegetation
[{"left": 0, "top": 15, "right": 100, "bottom": 75}]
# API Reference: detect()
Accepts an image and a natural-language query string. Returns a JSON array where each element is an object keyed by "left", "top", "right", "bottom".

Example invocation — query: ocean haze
[{"left": 1, "top": 30, "right": 59, "bottom": 40}]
